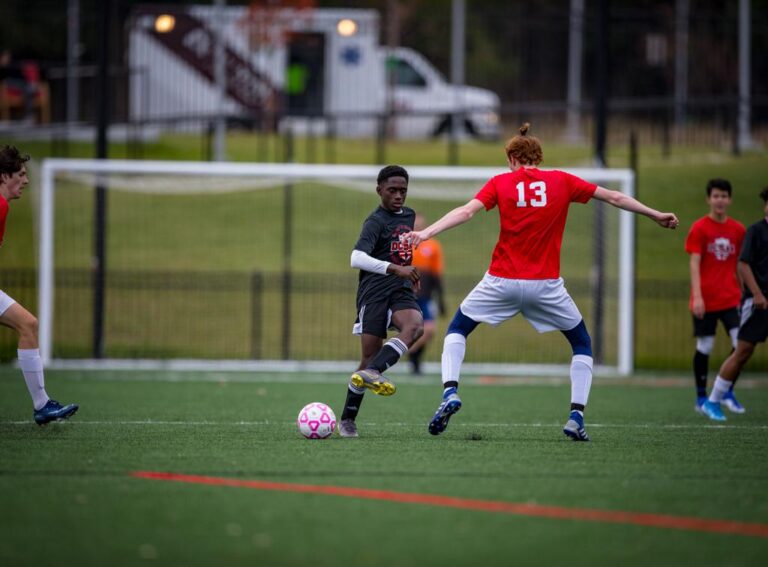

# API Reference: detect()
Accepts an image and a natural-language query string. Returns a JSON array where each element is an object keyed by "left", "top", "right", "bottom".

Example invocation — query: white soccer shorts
[
  {"left": 0, "top": 290, "right": 17, "bottom": 317},
  {"left": 459, "top": 273, "right": 583, "bottom": 333}
]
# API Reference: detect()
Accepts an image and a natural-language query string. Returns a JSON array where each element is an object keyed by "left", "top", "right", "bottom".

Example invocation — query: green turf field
[{"left": 1, "top": 368, "right": 767, "bottom": 566}]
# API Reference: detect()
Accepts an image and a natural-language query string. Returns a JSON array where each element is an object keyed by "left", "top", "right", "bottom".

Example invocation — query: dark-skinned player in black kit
[{"left": 337, "top": 165, "right": 424, "bottom": 438}]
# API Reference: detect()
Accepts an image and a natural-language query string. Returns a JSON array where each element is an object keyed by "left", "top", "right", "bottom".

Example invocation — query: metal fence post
[
  {"left": 281, "top": 126, "right": 294, "bottom": 360},
  {"left": 250, "top": 271, "right": 263, "bottom": 359}
]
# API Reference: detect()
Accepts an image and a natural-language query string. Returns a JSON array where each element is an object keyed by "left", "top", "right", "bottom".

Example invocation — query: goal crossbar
[{"left": 38, "top": 159, "right": 635, "bottom": 375}]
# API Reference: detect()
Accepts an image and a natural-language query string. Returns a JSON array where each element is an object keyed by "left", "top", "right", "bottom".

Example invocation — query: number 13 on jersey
[{"left": 516, "top": 181, "right": 547, "bottom": 207}]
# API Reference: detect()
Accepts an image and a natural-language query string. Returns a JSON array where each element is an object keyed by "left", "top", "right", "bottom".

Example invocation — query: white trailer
[{"left": 129, "top": 5, "right": 500, "bottom": 139}]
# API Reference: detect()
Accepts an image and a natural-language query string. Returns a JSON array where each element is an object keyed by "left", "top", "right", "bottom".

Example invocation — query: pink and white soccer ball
[{"left": 297, "top": 402, "right": 337, "bottom": 439}]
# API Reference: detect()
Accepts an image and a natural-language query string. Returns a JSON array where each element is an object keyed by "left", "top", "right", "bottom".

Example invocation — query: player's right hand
[{"left": 691, "top": 298, "right": 705, "bottom": 319}]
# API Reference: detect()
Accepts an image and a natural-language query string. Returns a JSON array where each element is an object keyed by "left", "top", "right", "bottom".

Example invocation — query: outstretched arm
[
  {"left": 406, "top": 199, "right": 485, "bottom": 247},
  {"left": 592, "top": 187, "right": 679, "bottom": 229}
]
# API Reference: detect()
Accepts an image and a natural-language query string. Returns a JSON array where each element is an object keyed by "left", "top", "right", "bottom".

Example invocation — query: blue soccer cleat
[
  {"left": 33, "top": 399, "right": 79, "bottom": 425},
  {"left": 722, "top": 391, "right": 746, "bottom": 414},
  {"left": 563, "top": 410, "right": 590, "bottom": 441},
  {"left": 428, "top": 389, "right": 462, "bottom": 436},
  {"left": 695, "top": 396, "right": 707, "bottom": 416},
  {"left": 700, "top": 399, "right": 726, "bottom": 422}
]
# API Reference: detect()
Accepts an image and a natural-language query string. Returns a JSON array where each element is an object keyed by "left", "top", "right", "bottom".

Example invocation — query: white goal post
[{"left": 38, "top": 159, "right": 635, "bottom": 375}]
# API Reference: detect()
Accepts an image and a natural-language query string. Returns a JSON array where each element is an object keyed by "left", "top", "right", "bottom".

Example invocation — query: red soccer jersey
[
  {"left": 0, "top": 195, "right": 8, "bottom": 248},
  {"left": 685, "top": 216, "right": 745, "bottom": 311},
  {"left": 474, "top": 168, "right": 596, "bottom": 279}
]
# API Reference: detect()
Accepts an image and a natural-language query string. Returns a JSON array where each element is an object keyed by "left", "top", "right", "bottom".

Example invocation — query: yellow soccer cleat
[{"left": 350, "top": 369, "right": 396, "bottom": 396}]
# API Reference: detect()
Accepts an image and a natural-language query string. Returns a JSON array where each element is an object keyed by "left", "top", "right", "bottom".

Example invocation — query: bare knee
[{"left": 18, "top": 314, "right": 39, "bottom": 344}]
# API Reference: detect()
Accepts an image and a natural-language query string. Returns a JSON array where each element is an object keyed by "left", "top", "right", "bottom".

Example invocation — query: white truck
[{"left": 129, "top": 6, "right": 500, "bottom": 139}]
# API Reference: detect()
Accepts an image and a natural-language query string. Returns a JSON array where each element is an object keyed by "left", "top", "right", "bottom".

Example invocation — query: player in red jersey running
[
  {"left": 0, "top": 145, "right": 78, "bottom": 425},
  {"left": 404, "top": 124, "right": 679, "bottom": 441},
  {"left": 685, "top": 179, "right": 745, "bottom": 415}
]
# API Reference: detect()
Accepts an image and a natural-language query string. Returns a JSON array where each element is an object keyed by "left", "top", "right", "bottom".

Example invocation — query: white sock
[
  {"left": 18, "top": 349, "right": 49, "bottom": 410},
  {"left": 441, "top": 333, "right": 466, "bottom": 386},
  {"left": 709, "top": 376, "right": 731, "bottom": 403},
  {"left": 570, "top": 354, "right": 593, "bottom": 407}
]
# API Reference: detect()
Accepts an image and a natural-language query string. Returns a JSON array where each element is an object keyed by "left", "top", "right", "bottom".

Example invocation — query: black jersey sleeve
[
  {"left": 353, "top": 215, "right": 382, "bottom": 255},
  {"left": 739, "top": 224, "right": 757, "bottom": 264}
]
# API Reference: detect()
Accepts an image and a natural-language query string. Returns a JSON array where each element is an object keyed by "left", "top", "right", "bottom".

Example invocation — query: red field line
[{"left": 132, "top": 471, "right": 768, "bottom": 538}]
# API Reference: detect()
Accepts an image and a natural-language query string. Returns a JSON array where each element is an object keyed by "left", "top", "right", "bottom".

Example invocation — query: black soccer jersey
[
  {"left": 353, "top": 205, "right": 416, "bottom": 305},
  {"left": 740, "top": 218, "right": 768, "bottom": 297}
]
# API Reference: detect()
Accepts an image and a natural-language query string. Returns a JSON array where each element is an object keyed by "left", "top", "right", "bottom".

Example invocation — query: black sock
[
  {"left": 570, "top": 403, "right": 585, "bottom": 412},
  {"left": 444, "top": 380, "right": 458, "bottom": 390},
  {"left": 369, "top": 339, "right": 407, "bottom": 373},
  {"left": 693, "top": 350, "right": 708, "bottom": 398},
  {"left": 341, "top": 388, "right": 364, "bottom": 421}
]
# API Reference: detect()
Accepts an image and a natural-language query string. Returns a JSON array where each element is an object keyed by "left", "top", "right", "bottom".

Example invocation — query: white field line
[
  {"left": 2, "top": 420, "right": 766, "bottom": 430},
  {"left": 40, "top": 371, "right": 768, "bottom": 390}
]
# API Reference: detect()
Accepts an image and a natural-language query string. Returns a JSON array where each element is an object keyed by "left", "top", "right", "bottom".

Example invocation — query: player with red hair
[{"left": 406, "top": 124, "right": 678, "bottom": 441}]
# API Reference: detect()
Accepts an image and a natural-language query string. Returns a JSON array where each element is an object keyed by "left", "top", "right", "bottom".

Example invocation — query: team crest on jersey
[
  {"left": 707, "top": 237, "right": 736, "bottom": 261},
  {"left": 390, "top": 224, "right": 413, "bottom": 263}
]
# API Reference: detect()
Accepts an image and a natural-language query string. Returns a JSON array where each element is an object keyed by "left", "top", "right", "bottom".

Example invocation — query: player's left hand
[
  {"left": 656, "top": 213, "right": 679, "bottom": 229},
  {"left": 401, "top": 231, "right": 426, "bottom": 248},
  {"left": 391, "top": 264, "right": 421, "bottom": 285}
]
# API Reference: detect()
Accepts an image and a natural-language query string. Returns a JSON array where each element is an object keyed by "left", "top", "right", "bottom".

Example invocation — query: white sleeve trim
[{"left": 351, "top": 249, "right": 390, "bottom": 275}]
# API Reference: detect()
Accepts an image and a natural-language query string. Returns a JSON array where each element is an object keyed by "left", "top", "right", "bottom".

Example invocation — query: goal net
[{"left": 38, "top": 159, "right": 635, "bottom": 375}]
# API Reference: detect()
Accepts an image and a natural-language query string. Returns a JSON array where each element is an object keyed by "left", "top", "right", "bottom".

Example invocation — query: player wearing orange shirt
[
  {"left": 408, "top": 213, "right": 446, "bottom": 374},
  {"left": 406, "top": 124, "right": 679, "bottom": 441}
]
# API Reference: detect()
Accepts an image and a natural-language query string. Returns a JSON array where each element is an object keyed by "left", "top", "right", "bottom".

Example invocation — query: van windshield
[{"left": 387, "top": 57, "right": 427, "bottom": 87}]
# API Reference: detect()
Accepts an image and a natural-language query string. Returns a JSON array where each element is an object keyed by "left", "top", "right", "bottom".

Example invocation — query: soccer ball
[{"left": 297, "top": 402, "right": 337, "bottom": 439}]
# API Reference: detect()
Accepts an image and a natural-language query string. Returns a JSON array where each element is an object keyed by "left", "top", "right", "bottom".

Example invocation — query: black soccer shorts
[
  {"left": 692, "top": 307, "right": 740, "bottom": 337},
  {"left": 353, "top": 288, "right": 421, "bottom": 338},
  {"left": 737, "top": 298, "right": 768, "bottom": 344}
]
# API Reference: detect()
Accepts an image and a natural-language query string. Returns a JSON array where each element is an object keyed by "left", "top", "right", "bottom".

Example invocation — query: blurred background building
[{"left": 0, "top": 0, "right": 766, "bottom": 152}]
